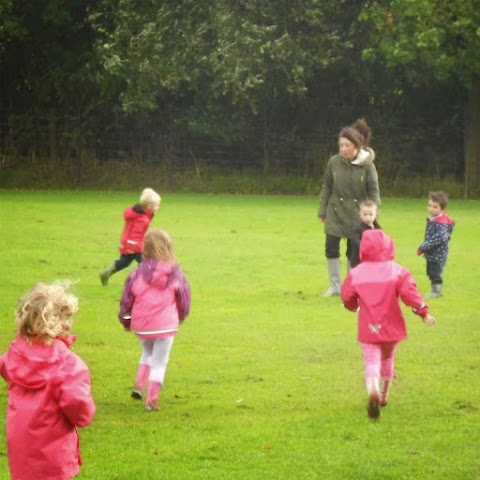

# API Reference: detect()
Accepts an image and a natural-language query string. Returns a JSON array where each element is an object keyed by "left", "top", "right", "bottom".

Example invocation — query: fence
[{"left": 0, "top": 108, "right": 466, "bottom": 194}]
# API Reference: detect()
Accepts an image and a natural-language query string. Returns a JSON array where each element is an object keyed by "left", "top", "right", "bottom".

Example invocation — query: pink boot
[
  {"left": 132, "top": 364, "right": 150, "bottom": 400},
  {"left": 380, "top": 378, "right": 392, "bottom": 407},
  {"left": 145, "top": 381, "right": 162, "bottom": 411}
]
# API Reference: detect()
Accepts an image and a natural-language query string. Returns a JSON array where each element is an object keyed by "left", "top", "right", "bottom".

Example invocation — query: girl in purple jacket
[
  {"left": 0, "top": 281, "right": 96, "bottom": 480},
  {"left": 119, "top": 228, "right": 191, "bottom": 411}
]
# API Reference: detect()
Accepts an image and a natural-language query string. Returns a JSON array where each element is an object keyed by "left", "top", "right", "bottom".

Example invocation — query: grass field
[{"left": 0, "top": 191, "right": 479, "bottom": 480}]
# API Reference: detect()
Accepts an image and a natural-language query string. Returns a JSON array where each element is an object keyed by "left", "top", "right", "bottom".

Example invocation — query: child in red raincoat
[
  {"left": 0, "top": 281, "right": 96, "bottom": 480},
  {"left": 341, "top": 230, "right": 436, "bottom": 420},
  {"left": 100, "top": 187, "right": 161, "bottom": 285}
]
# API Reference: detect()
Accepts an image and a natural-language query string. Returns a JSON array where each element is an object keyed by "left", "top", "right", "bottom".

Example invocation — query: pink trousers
[{"left": 361, "top": 341, "right": 399, "bottom": 381}]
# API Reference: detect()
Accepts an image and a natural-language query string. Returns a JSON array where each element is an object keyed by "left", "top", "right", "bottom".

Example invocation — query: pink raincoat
[
  {"left": 0, "top": 336, "right": 95, "bottom": 480},
  {"left": 119, "top": 258, "right": 191, "bottom": 338},
  {"left": 341, "top": 229, "right": 428, "bottom": 344}
]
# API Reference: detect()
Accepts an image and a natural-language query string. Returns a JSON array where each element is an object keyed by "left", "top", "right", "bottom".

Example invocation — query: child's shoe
[
  {"left": 99, "top": 263, "right": 117, "bottom": 286},
  {"left": 145, "top": 403, "right": 160, "bottom": 412},
  {"left": 131, "top": 364, "right": 150, "bottom": 400},
  {"left": 145, "top": 381, "right": 162, "bottom": 411},
  {"left": 131, "top": 387, "right": 143, "bottom": 400},
  {"left": 365, "top": 377, "right": 381, "bottom": 419},
  {"left": 380, "top": 378, "right": 392, "bottom": 407},
  {"left": 425, "top": 284, "right": 442, "bottom": 299},
  {"left": 367, "top": 392, "right": 380, "bottom": 419}
]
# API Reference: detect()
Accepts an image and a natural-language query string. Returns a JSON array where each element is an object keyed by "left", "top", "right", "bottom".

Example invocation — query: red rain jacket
[
  {"left": 0, "top": 336, "right": 95, "bottom": 480},
  {"left": 119, "top": 204, "right": 154, "bottom": 254}
]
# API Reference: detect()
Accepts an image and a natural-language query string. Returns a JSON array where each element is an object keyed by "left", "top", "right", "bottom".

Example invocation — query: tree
[
  {"left": 89, "top": 0, "right": 348, "bottom": 129},
  {"left": 89, "top": 0, "right": 356, "bottom": 187},
  {"left": 0, "top": 0, "right": 99, "bottom": 110},
  {"left": 0, "top": 0, "right": 102, "bottom": 186},
  {"left": 359, "top": 0, "right": 480, "bottom": 197}
]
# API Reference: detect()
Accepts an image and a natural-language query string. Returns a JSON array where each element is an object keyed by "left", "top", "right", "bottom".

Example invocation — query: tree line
[{"left": 1, "top": 0, "right": 479, "bottom": 196}]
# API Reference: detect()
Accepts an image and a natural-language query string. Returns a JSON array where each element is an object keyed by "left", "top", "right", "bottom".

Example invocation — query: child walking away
[
  {"left": 349, "top": 199, "right": 381, "bottom": 268},
  {"left": 100, "top": 187, "right": 161, "bottom": 285},
  {"left": 417, "top": 191, "right": 455, "bottom": 298},
  {"left": 0, "top": 281, "right": 96, "bottom": 480},
  {"left": 341, "top": 230, "right": 436, "bottom": 420},
  {"left": 119, "top": 228, "right": 191, "bottom": 411}
]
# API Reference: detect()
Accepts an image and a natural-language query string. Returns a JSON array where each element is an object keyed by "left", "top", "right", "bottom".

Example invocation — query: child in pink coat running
[
  {"left": 0, "top": 281, "right": 96, "bottom": 480},
  {"left": 341, "top": 230, "right": 436, "bottom": 420},
  {"left": 119, "top": 228, "right": 191, "bottom": 411}
]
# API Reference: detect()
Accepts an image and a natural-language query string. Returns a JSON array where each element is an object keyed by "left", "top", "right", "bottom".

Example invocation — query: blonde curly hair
[{"left": 15, "top": 281, "right": 78, "bottom": 345}]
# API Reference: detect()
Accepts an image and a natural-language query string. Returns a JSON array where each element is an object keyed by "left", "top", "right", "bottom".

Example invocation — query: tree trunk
[
  {"left": 74, "top": 106, "right": 83, "bottom": 189},
  {"left": 464, "top": 77, "right": 480, "bottom": 198},
  {"left": 262, "top": 105, "right": 269, "bottom": 195},
  {"left": 49, "top": 108, "right": 57, "bottom": 165}
]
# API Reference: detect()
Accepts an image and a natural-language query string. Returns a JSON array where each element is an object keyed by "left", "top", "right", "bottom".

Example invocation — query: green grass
[{"left": 0, "top": 191, "right": 479, "bottom": 480}]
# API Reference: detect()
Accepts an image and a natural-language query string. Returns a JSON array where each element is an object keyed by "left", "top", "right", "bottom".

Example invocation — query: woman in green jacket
[{"left": 318, "top": 118, "right": 381, "bottom": 297}]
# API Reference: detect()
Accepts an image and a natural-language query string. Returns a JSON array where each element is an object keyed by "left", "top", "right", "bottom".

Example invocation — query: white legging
[{"left": 139, "top": 336, "right": 175, "bottom": 384}]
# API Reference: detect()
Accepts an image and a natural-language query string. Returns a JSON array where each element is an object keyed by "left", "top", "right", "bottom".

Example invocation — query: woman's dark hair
[{"left": 339, "top": 118, "right": 372, "bottom": 148}]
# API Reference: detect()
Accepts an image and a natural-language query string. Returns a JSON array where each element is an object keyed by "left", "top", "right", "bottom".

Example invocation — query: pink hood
[
  {"left": 2, "top": 336, "right": 76, "bottom": 389},
  {"left": 360, "top": 229, "right": 395, "bottom": 262}
]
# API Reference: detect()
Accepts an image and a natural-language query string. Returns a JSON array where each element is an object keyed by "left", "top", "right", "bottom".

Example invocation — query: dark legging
[
  {"left": 325, "top": 234, "right": 352, "bottom": 259},
  {"left": 115, "top": 253, "right": 142, "bottom": 272},
  {"left": 426, "top": 260, "right": 444, "bottom": 284}
]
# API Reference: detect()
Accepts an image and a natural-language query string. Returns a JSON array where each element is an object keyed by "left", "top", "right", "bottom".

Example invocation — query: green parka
[{"left": 318, "top": 148, "right": 381, "bottom": 238}]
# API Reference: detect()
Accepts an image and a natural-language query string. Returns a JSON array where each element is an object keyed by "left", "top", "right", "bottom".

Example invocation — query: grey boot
[
  {"left": 425, "top": 284, "right": 442, "bottom": 299},
  {"left": 323, "top": 258, "right": 341, "bottom": 297},
  {"left": 100, "top": 262, "right": 117, "bottom": 286}
]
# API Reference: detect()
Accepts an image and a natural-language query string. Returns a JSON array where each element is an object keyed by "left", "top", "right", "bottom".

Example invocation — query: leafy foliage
[
  {"left": 1, "top": 0, "right": 479, "bottom": 192},
  {"left": 90, "top": 0, "right": 350, "bottom": 115},
  {"left": 0, "top": 0, "right": 99, "bottom": 110},
  {"left": 360, "top": 0, "right": 480, "bottom": 86}
]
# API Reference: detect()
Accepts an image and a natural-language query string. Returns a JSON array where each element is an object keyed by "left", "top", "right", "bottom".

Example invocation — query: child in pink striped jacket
[{"left": 119, "top": 228, "right": 191, "bottom": 411}]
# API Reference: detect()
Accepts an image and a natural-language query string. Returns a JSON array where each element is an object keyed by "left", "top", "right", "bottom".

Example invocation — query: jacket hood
[
  {"left": 360, "top": 229, "right": 395, "bottom": 262},
  {"left": 3, "top": 337, "right": 75, "bottom": 389},
  {"left": 351, "top": 147, "right": 375, "bottom": 166},
  {"left": 430, "top": 212, "right": 455, "bottom": 226},
  {"left": 136, "top": 258, "right": 176, "bottom": 289},
  {"left": 124, "top": 204, "right": 153, "bottom": 220}
]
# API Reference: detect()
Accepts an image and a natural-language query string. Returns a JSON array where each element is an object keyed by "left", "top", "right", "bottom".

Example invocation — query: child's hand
[
  {"left": 124, "top": 326, "right": 131, "bottom": 332},
  {"left": 417, "top": 249, "right": 422, "bottom": 256},
  {"left": 423, "top": 313, "right": 436, "bottom": 325}
]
